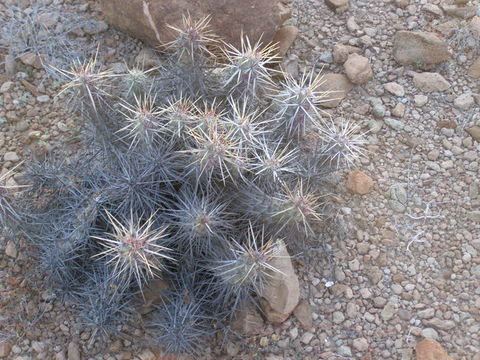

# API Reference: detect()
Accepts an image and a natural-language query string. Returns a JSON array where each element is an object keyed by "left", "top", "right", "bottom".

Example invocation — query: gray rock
[
  {"left": 332, "top": 311, "right": 345, "bottom": 324},
  {"left": 384, "top": 117, "right": 405, "bottom": 130},
  {"left": 418, "top": 308, "right": 435, "bottom": 319},
  {"left": 4, "top": 152, "right": 19, "bottom": 162},
  {"left": 381, "top": 301, "right": 397, "bottom": 321},
  {"left": 421, "top": 328, "right": 439, "bottom": 340},
  {"left": 338, "top": 345, "right": 352, "bottom": 357}
]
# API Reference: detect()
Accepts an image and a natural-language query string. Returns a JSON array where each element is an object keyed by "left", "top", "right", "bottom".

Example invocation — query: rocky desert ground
[{"left": 0, "top": 0, "right": 479, "bottom": 359}]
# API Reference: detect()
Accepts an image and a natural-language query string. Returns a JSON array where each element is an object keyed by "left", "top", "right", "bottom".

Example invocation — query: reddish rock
[
  {"left": 346, "top": 170, "right": 374, "bottom": 195},
  {"left": 415, "top": 339, "right": 453, "bottom": 360},
  {"left": 99, "top": 0, "right": 288, "bottom": 49}
]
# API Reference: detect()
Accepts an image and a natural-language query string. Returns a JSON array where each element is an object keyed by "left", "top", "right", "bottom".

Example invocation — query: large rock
[
  {"left": 317, "top": 73, "right": 354, "bottom": 108},
  {"left": 259, "top": 240, "right": 299, "bottom": 323},
  {"left": 415, "top": 339, "right": 453, "bottom": 360},
  {"left": 99, "top": 0, "right": 287, "bottom": 49},
  {"left": 413, "top": 72, "right": 450, "bottom": 92},
  {"left": 393, "top": 31, "right": 449, "bottom": 66}
]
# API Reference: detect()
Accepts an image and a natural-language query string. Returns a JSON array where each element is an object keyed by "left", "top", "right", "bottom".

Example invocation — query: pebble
[
  {"left": 381, "top": 302, "right": 397, "bottom": 321},
  {"left": 346, "top": 170, "right": 374, "bottom": 195},
  {"left": 352, "top": 338, "right": 369, "bottom": 352},
  {"left": 37, "top": 95, "right": 50, "bottom": 103},
  {"left": 0, "top": 81, "right": 13, "bottom": 93},
  {"left": 300, "top": 332, "right": 314, "bottom": 344},
  {"left": 384, "top": 117, "right": 404, "bottom": 130},
  {"left": 421, "top": 328, "right": 439, "bottom": 340},
  {"left": 5, "top": 241, "right": 17, "bottom": 258},
  {"left": 414, "top": 94, "right": 428, "bottom": 107},
  {"left": 332, "top": 311, "right": 345, "bottom": 324},
  {"left": 384, "top": 82, "right": 405, "bottom": 97},
  {"left": 4, "top": 152, "right": 19, "bottom": 162},
  {"left": 453, "top": 93, "right": 475, "bottom": 110}
]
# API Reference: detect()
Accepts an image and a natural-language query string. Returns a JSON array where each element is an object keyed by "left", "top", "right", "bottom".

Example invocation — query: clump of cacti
[{"left": 0, "top": 15, "right": 365, "bottom": 356}]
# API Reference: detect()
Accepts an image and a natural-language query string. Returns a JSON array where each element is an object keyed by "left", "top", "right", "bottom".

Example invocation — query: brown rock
[
  {"left": 346, "top": 170, "right": 374, "bottom": 195},
  {"left": 317, "top": 73, "right": 354, "bottom": 108},
  {"left": 99, "top": 0, "right": 287, "bottom": 49},
  {"left": 415, "top": 339, "right": 453, "bottom": 360},
  {"left": 260, "top": 240, "right": 299, "bottom": 322},
  {"left": 19, "top": 53, "right": 46, "bottom": 69},
  {"left": 384, "top": 82, "right": 405, "bottom": 97},
  {"left": 436, "top": 20, "right": 458, "bottom": 38},
  {"left": 344, "top": 53, "right": 373, "bottom": 85},
  {"left": 272, "top": 25, "right": 299, "bottom": 58},
  {"left": 466, "top": 125, "right": 480, "bottom": 142},
  {"left": 413, "top": 72, "right": 450, "bottom": 92},
  {"left": 332, "top": 44, "right": 361, "bottom": 64},
  {"left": 260, "top": 298, "right": 290, "bottom": 323},
  {"left": 0, "top": 342, "right": 12, "bottom": 358},
  {"left": 393, "top": 31, "right": 449, "bottom": 66},
  {"left": 230, "top": 303, "right": 265, "bottom": 335},
  {"left": 468, "top": 57, "right": 480, "bottom": 78},
  {"left": 293, "top": 299, "right": 313, "bottom": 328}
]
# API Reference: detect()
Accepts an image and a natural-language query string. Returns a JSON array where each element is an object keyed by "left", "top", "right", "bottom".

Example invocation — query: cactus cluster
[{"left": 0, "top": 15, "right": 365, "bottom": 355}]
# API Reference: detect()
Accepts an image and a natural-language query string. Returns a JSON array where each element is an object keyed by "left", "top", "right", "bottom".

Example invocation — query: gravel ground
[{"left": 0, "top": 0, "right": 479, "bottom": 359}]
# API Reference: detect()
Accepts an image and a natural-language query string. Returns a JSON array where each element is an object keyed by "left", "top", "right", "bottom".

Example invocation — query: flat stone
[
  {"left": 293, "top": 299, "right": 313, "bottom": 328},
  {"left": 466, "top": 126, "right": 480, "bottom": 142},
  {"left": 413, "top": 72, "right": 450, "bottom": 92},
  {"left": 414, "top": 94, "right": 428, "bottom": 106},
  {"left": 423, "top": 318, "right": 456, "bottom": 330},
  {"left": 385, "top": 117, "right": 405, "bottom": 130},
  {"left": 393, "top": 31, "right": 449, "bottom": 66},
  {"left": 317, "top": 73, "right": 354, "bottom": 108},
  {"left": 384, "top": 82, "right": 405, "bottom": 97}
]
